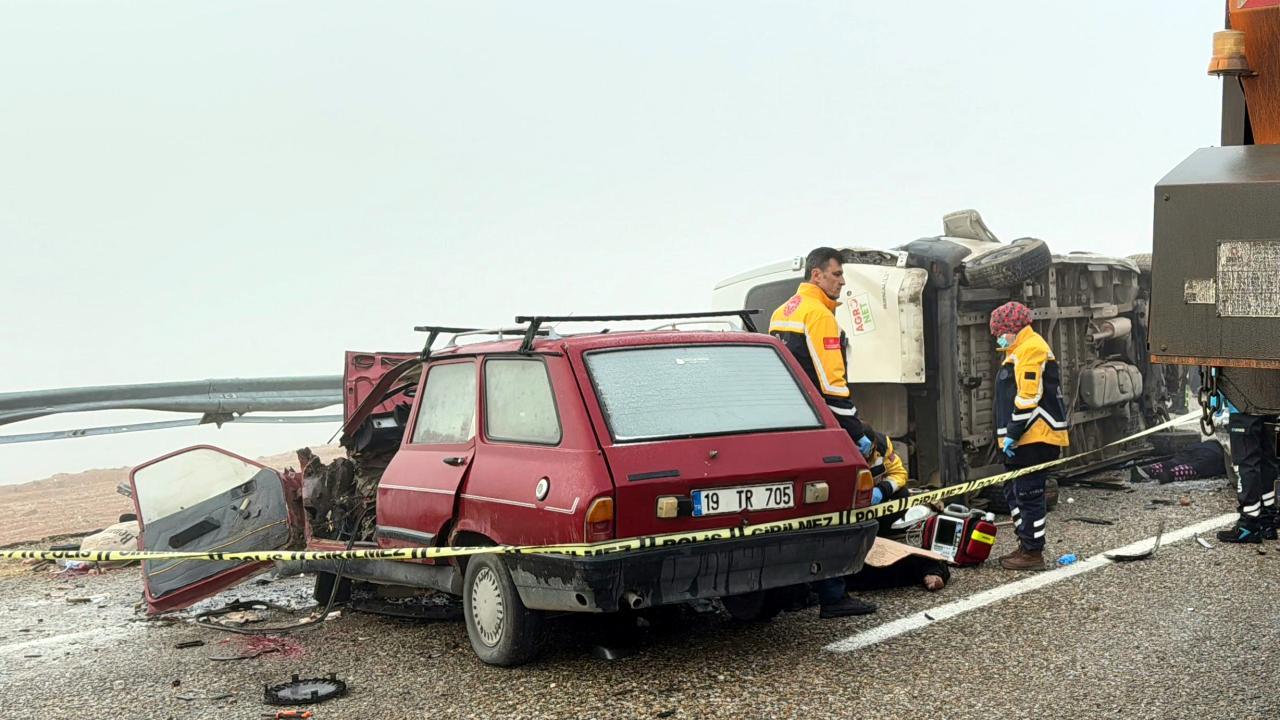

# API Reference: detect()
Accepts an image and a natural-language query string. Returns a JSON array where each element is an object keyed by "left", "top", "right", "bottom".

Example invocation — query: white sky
[{"left": 1, "top": 1, "right": 1225, "bottom": 484}]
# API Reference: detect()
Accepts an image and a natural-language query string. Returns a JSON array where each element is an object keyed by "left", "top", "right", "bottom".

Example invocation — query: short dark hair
[{"left": 805, "top": 247, "right": 843, "bottom": 278}]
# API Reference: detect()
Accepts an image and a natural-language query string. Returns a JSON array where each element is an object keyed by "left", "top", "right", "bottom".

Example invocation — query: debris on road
[
  {"left": 1106, "top": 520, "right": 1167, "bottom": 562},
  {"left": 174, "top": 640, "right": 206, "bottom": 649},
  {"left": 1195, "top": 536, "right": 1213, "bottom": 549},
  {"left": 263, "top": 674, "right": 348, "bottom": 706},
  {"left": 1065, "top": 517, "right": 1116, "bottom": 525}
]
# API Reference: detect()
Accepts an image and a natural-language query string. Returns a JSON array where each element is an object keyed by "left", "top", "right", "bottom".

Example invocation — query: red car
[{"left": 128, "top": 313, "right": 879, "bottom": 666}]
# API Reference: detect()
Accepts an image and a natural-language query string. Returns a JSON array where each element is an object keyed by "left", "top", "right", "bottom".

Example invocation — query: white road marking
[{"left": 825, "top": 512, "right": 1237, "bottom": 653}]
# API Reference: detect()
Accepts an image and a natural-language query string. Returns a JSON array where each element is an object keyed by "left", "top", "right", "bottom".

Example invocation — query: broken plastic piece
[{"left": 264, "top": 674, "right": 347, "bottom": 706}]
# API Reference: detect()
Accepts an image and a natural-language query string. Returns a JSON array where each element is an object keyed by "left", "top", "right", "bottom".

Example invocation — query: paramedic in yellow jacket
[
  {"left": 990, "top": 301, "right": 1070, "bottom": 571},
  {"left": 769, "top": 247, "right": 875, "bottom": 459},
  {"left": 869, "top": 432, "right": 909, "bottom": 535},
  {"left": 770, "top": 247, "right": 878, "bottom": 619}
]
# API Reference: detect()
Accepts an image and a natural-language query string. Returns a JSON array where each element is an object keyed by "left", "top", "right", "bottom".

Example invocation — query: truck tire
[
  {"left": 1127, "top": 253, "right": 1152, "bottom": 274},
  {"left": 463, "top": 554, "right": 543, "bottom": 667},
  {"left": 963, "top": 237, "right": 1052, "bottom": 289},
  {"left": 721, "top": 590, "right": 783, "bottom": 623},
  {"left": 1148, "top": 428, "right": 1201, "bottom": 457}
]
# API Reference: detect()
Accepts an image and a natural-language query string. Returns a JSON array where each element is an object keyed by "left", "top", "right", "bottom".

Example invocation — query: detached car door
[{"left": 130, "top": 445, "right": 302, "bottom": 614}]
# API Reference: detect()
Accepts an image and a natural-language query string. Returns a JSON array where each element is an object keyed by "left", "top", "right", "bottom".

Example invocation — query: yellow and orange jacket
[
  {"left": 769, "top": 283, "right": 865, "bottom": 436},
  {"left": 995, "top": 326, "right": 1070, "bottom": 448},
  {"left": 870, "top": 436, "right": 908, "bottom": 494}
]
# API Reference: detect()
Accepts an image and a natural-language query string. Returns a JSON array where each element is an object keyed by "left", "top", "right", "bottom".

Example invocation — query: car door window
[
  {"left": 485, "top": 359, "right": 562, "bottom": 445},
  {"left": 411, "top": 361, "right": 477, "bottom": 444}
]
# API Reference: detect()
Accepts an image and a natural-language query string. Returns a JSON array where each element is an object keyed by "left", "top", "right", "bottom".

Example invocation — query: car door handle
[{"left": 443, "top": 456, "right": 466, "bottom": 467}]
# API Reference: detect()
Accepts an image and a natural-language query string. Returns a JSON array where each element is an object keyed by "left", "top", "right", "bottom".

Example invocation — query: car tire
[
  {"left": 463, "top": 554, "right": 543, "bottom": 667},
  {"left": 313, "top": 572, "right": 351, "bottom": 604},
  {"left": 720, "top": 590, "right": 783, "bottom": 623},
  {"left": 1127, "top": 253, "right": 1152, "bottom": 274},
  {"left": 963, "top": 237, "right": 1053, "bottom": 289}
]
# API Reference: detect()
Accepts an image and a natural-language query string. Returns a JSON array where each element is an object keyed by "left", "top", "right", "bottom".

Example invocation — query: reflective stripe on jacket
[
  {"left": 995, "top": 325, "right": 1069, "bottom": 447},
  {"left": 769, "top": 282, "right": 856, "bottom": 419}
]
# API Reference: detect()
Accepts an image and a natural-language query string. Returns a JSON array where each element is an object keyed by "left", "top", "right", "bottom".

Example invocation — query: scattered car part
[
  {"left": 1195, "top": 535, "right": 1213, "bottom": 549},
  {"left": 174, "top": 640, "right": 206, "bottom": 649},
  {"left": 1065, "top": 517, "right": 1116, "bottom": 525},
  {"left": 1106, "top": 520, "right": 1166, "bottom": 562},
  {"left": 263, "top": 674, "right": 347, "bottom": 706},
  {"left": 209, "top": 647, "right": 280, "bottom": 662}
]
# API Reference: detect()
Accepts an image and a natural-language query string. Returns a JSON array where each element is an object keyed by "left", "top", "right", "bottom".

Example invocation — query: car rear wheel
[
  {"left": 312, "top": 571, "right": 351, "bottom": 604},
  {"left": 963, "top": 237, "right": 1052, "bottom": 288},
  {"left": 463, "top": 554, "right": 543, "bottom": 666},
  {"left": 721, "top": 588, "right": 787, "bottom": 622}
]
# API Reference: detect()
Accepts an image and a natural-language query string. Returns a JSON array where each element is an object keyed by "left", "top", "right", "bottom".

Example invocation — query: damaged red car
[{"left": 128, "top": 313, "right": 880, "bottom": 666}]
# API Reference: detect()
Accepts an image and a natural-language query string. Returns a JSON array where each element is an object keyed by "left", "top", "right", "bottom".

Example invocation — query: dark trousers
[
  {"left": 1003, "top": 444, "right": 1060, "bottom": 553},
  {"left": 1229, "top": 413, "right": 1280, "bottom": 529}
]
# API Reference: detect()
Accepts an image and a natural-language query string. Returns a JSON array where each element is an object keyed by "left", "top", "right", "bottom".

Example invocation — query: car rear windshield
[{"left": 585, "top": 344, "right": 822, "bottom": 442}]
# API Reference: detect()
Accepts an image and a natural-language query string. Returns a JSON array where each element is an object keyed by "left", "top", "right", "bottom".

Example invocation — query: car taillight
[
  {"left": 584, "top": 497, "right": 614, "bottom": 542},
  {"left": 852, "top": 469, "right": 874, "bottom": 508}
]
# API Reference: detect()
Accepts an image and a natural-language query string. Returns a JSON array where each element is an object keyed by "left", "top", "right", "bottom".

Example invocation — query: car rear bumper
[{"left": 505, "top": 520, "right": 878, "bottom": 613}]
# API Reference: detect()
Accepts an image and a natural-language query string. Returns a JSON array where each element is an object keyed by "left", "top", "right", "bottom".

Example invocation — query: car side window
[
  {"left": 484, "top": 359, "right": 562, "bottom": 445},
  {"left": 410, "top": 361, "right": 477, "bottom": 445}
]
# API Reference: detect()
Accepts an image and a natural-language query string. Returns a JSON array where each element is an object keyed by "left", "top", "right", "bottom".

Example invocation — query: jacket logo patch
[
  {"left": 1024, "top": 371, "right": 1037, "bottom": 380},
  {"left": 823, "top": 337, "right": 840, "bottom": 350},
  {"left": 782, "top": 296, "right": 802, "bottom": 317}
]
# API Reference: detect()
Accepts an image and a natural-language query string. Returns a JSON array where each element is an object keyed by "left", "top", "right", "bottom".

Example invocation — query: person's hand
[
  {"left": 1001, "top": 437, "right": 1016, "bottom": 458},
  {"left": 923, "top": 575, "right": 945, "bottom": 592},
  {"left": 871, "top": 487, "right": 884, "bottom": 504},
  {"left": 858, "top": 435, "right": 874, "bottom": 458}
]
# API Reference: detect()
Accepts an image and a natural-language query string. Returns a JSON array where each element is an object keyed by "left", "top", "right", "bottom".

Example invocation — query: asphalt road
[{"left": 1, "top": 475, "right": 1275, "bottom": 720}]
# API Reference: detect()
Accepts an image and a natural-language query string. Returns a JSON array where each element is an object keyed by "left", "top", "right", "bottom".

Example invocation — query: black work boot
[
  {"left": 1261, "top": 512, "right": 1278, "bottom": 541},
  {"left": 819, "top": 596, "right": 877, "bottom": 619},
  {"left": 1217, "top": 520, "right": 1262, "bottom": 544}
]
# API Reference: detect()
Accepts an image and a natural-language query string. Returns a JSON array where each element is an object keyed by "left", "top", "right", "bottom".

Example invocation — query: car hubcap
[{"left": 471, "top": 566, "right": 505, "bottom": 647}]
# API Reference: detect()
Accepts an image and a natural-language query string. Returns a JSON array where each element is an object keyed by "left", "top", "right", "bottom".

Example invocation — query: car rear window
[{"left": 585, "top": 345, "right": 822, "bottom": 442}]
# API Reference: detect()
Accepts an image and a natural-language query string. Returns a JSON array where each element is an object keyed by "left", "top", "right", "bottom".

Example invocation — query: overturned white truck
[{"left": 713, "top": 210, "right": 1170, "bottom": 508}]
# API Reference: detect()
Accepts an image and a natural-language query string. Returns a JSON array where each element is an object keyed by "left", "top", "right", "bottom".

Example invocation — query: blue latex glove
[
  {"left": 1001, "top": 437, "right": 1016, "bottom": 458},
  {"left": 871, "top": 487, "right": 884, "bottom": 504},
  {"left": 858, "top": 435, "right": 874, "bottom": 457}
]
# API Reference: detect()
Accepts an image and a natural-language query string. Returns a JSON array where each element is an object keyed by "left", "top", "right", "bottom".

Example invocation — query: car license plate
[{"left": 692, "top": 483, "right": 794, "bottom": 517}]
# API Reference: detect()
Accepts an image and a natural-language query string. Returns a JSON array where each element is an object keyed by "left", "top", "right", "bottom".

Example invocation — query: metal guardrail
[{"left": 0, "top": 376, "right": 342, "bottom": 426}]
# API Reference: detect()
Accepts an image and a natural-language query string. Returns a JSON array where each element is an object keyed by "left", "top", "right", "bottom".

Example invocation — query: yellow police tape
[{"left": 0, "top": 412, "right": 1200, "bottom": 565}]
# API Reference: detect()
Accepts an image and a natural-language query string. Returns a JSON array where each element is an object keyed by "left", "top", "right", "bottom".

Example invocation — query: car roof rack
[
  {"left": 412, "top": 325, "right": 479, "bottom": 361},
  {"left": 413, "top": 325, "right": 561, "bottom": 360},
  {"left": 512, "top": 310, "right": 759, "bottom": 353}
]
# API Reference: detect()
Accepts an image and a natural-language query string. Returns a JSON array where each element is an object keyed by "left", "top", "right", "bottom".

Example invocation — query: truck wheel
[
  {"left": 963, "top": 237, "right": 1052, "bottom": 289},
  {"left": 463, "top": 554, "right": 543, "bottom": 666},
  {"left": 313, "top": 572, "right": 351, "bottom": 604},
  {"left": 1126, "top": 253, "right": 1152, "bottom": 274},
  {"left": 1148, "top": 428, "right": 1201, "bottom": 457}
]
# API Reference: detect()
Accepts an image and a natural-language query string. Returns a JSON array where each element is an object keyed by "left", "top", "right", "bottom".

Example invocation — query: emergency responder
[
  {"left": 770, "top": 246, "right": 878, "bottom": 618},
  {"left": 869, "top": 432, "right": 909, "bottom": 535},
  {"left": 990, "top": 301, "right": 1070, "bottom": 571},
  {"left": 1215, "top": 396, "right": 1279, "bottom": 543}
]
